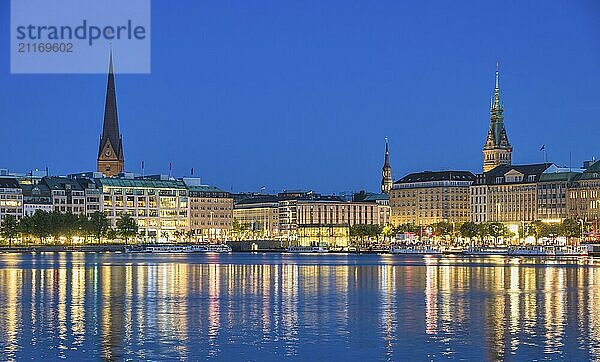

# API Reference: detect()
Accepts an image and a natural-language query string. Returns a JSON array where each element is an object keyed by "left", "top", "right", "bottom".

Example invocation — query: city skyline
[{"left": 1, "top": 1, "right": 599, "bottom": 193}]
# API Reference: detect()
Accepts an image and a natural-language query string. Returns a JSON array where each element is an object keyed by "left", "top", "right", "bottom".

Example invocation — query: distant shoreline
[{"left": 0, "top": 244, "right": 390, "bottom": 254}]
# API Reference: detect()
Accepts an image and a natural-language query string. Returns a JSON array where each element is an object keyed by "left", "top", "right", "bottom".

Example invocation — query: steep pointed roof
[
  {"left": 98, "top": 49, "right": 123, "bottom": 158},
  {"left": 484, "top": 62, "right": 511, "bottom": 149},
  {"left": 383, "top": 137, "right": 390, "bottom": 168}
]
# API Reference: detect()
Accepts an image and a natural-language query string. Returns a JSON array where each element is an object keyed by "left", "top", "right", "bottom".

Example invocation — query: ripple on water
[{"left": 0, "top": 253, "right": 598, "bottom": 360}]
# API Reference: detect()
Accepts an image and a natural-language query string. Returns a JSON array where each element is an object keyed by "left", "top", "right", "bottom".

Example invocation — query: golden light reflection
[{"left": 0, "top": 254, "right": 599, "bottom": 360}]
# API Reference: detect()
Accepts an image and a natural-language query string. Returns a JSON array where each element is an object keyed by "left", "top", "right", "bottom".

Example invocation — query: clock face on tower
[{"left": 105, "top": 149, "right": 112, "bottom": 157}]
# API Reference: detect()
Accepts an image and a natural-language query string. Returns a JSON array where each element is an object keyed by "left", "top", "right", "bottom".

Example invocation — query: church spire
[
  {"left": 381, "top": 137, "right": 393, "bottom": 194},
  {"left": 384, "top": 137, "right": 390, "bottom": 166},
  {"left": 483, "top": 62, "right": 512, "bottom": 172},
  {"left": 490, "top": 61, "right": 503, "bottom": 112},
  {"left": 97, "top": 48, "right": 125, "bottom": 176},
  {"left": 495, "top": 61, "right": 499, "bottom": 89}
]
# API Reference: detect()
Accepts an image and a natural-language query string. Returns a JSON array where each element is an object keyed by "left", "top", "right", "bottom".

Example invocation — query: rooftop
[
  {"left": 96, "top": 178, "right": 187, "bottom": 189},
  {"left": 0, "top": 177, "right": 20, "bottom": 189},
  {"left": 395, "top": 170, "right": 475, "bottom": 184}
]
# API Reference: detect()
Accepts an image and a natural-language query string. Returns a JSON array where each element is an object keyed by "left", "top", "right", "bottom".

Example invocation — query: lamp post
[{"left": 579, "top": 219, "right": 585, "bottom": 244}]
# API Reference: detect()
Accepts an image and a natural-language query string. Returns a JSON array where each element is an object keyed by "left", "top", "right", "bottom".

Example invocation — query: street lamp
[{"left": 579, "top": 219, "right": 585, "bottom": 243}]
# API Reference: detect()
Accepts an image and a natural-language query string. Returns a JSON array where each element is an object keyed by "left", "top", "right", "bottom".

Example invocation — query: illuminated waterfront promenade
[{"left": 0, "top": 253, "right": 600, "bottom": 360}]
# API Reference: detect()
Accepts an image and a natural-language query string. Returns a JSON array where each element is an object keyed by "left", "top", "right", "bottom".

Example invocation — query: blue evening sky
[{"left": 1, "top": 1, "right": 599, "bottom": 194}]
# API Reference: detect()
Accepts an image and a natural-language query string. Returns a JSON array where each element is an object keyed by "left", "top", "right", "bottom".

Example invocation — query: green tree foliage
[
  {"left": 459, "top": 222, "right": 479, "bottom": 240},
  {"left": 560, "top": 218, "right": 581, "bottom": 238},
  {"left": 381, "top": 224, "right": 394, "bottom": 242},
  {"left": 89, "top": 211, "right": 110, "bottom": 243},
  {"left": 116, "top": 214, "right": 138, "bottom": 244},
  {"left": 350, "top": 224, "right": 382, "bottom": 247},
  {"left": 477, "top": 223, "right": 490, "bottom": 242},
  {"left": 13, "top": 210, "right": 115, "bottom": 244},
  {"left": 488, "top": 222, "right": 506, "bottom": 242},
  {"left": 432, "top": 222, "right": 453, "bottom": 238},
  {"left": 394, "top": 223, "right": 419, "bottom": 234},
  {"left": 0, "top": 215, "right": 19, "bottom": 247}
]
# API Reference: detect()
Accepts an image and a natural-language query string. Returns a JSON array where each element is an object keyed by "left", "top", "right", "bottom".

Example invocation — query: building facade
[
  {"left": 233, "top": 195, "right": 280, "bottom": 239},
  {"left": 0, "top": 178, "right": 23, "bottom": 223},
  {"left": 390, "top": 171, "right": 475, "bottom": 226},
  {"left": 42, "top": 177, "right": 87, "bottom": 215},
  {"left": 187, "top": 183, "right": 233, "bottom": 241},
  {"left": 470, "top": 164, "right": 552, "bottom": 227},
  {"left": 483, "top": 64, "right": 512, "bottom": 172},
  {"left": 537, "top": 168, "right": 582, "bottom": 222},
  {"left": 21, "top": 184, "right": 53, "bottom": 217},
  {"left": 567, "top": 161, "right": 600, "bottom": 223},
  {"left": 97, "top": 177, "right": 189, "bottom": 241},
  {"left": 295, "top": 199, "right": 390, "bottom": 247}
]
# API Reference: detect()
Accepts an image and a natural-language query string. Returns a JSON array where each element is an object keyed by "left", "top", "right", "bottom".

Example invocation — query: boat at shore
[
  {"left": 507, "top": 245, "right": 588, "bottom": 257},
  {"left": 285, "top": 246, "right": 329, "bottom": 253},
  {"left": 463, "top": 246, "right": 509, "bottom": 256},
  {"left": 126, "top": 244, "right": 232, "bottom": 253},
  {"left": 389, "top": 245, "right": 442, "bottom": 255}
]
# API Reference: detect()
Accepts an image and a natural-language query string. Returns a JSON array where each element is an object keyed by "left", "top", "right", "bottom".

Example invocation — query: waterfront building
[
  {"left": 567, "top": 160, "right": 600, "bottom": 223},
  {"left": 42, "top": 177, "right": 87, "bottom": 215},
  {"left": 97, "top": 51, "right": 125, "bottom": 176},
  {"left": 537, "top": 167, "right": 583, "bottom": 222},
  {"left": 233, "top": 195, "right": 280, "bottom": 239},
  {"left": 96, "top": 177, "right": 189, "bottom": 241},
  {"left": 470, "top": 163, "right": 552, "bottom": 228},
  {"left": 483, "top": 64, "right": 512, "bottom": 172},
  {"left": 390, "top": 171, "right": 475, "bottom": 226},
  {"left": 278, "top": 190, "right": 331, "bottom": 240},
  {"left": 21, "top": 184, "right": 53, "bottom": 217},
  {"left": 295, "top": 199, "right": 389, "bottom": 247},
  {"left": 75, "top": 177, "right": 103, "bottom": 215},
  {"left": 185, "top": 179, "right": 233, "bottom": 241},
  {"left": 381, "top": 138, "right": 393, "bottom": 194},
  {"left": 0, "top": 178, "right": 23, "bottom": 223},
  {"left": 277, "top": 190, "right": 390, "bottom": 246}
]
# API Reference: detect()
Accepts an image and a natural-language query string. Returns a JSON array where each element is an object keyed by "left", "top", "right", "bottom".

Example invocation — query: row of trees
[
  {"left": 397, "top": 219, "right": 584, "bottom": 244},
  {"left": 0, "top": 211, "right": 138, "bottom": 246},
  {"left": 349, "top": 219, "right": 586, "bottom": 246}
]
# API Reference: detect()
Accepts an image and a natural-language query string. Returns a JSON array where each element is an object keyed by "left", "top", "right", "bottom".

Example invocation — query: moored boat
[
  {"left": 389, "top": 245, "right": 442, "bottom": 255},
  {"left": 508, "top": 245, "right": 588, "bottom": 257},
  {"left": 463, "top": 246, "right": 509, "bottom": 256},
  {"left": 285, "top": 246, "right": 329, "bottom": 253},
  {"left": 126, "top": 244, "right": 231, "bottom": 253}
]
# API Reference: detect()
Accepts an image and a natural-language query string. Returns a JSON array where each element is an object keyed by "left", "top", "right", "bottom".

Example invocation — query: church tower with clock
[{"left": 97, "top": 50, "right": 125, "bottom": 176}]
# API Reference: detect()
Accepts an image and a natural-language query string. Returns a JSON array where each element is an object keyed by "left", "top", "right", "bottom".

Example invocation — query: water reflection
[{"left": 0, "top": 254, "right": 599, "bottom": 360}]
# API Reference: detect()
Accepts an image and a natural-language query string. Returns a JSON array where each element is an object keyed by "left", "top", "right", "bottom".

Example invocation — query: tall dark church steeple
[
  {"left": 381, "top": 137, "right": 393, "bottom": 193},
  {"left": 483, "top": 62, "right": 512, "bottom": 172},
  {"left": 97, "top": 49, "right": 124, "bottom": 176}
]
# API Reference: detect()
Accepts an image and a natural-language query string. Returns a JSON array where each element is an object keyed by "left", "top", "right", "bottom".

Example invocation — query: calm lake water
[{"left": 0, "top": 253, "right": 600, "bottom": 361}]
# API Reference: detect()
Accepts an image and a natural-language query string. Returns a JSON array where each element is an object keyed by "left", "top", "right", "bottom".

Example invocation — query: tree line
[
  {"left": 347, "top": 219, "right": 585, "bottom": 246},
  {"left": 0, "top": 211, "right": 138, "bottom": 246}
]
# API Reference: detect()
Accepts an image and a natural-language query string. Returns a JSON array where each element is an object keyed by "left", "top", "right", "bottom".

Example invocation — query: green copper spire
[
  {"left": 483, "top": 62, "right": 512, "bottom": 172},
  {"left": 491, "top": 61, "right": 503, "bottom": 112},
  {"left": 381, "top": 137, "right": 393, "bottom": 193}
]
